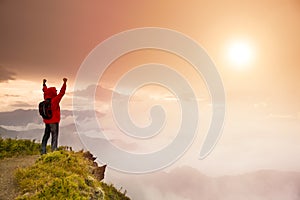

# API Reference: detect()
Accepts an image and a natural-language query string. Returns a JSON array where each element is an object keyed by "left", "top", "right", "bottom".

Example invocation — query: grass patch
[
  {"left": 15, "top": 150, "right": 94, "bottom": 199},
  {"left": 15, "top": 150, "right": 130, "bottom": 200},
  {"left": 0, "top": 138, "right": 130, "bottom": 199},
  {"left": 0, "top": 137, "right": 42, "bottom": 159},
  {"left": 101, "top": 183, "right": 130, "bottom": 200}
]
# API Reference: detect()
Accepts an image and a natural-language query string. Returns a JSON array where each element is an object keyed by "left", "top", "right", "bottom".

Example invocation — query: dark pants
[{"left": 41, "top": 123, "right": 59, "bottom": 154}]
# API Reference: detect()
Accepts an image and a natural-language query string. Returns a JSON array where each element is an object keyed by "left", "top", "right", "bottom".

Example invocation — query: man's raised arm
[
  {"left": 58, "top": 78, "right": 67, "bottom": 98},
  {"left": 42, "top": 79, "right": 47, "bottom": 92}
]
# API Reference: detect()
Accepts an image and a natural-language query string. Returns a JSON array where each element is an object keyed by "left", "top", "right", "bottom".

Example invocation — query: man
[{"left": 41, "top": 78, "right": 67, "bottom": 154}]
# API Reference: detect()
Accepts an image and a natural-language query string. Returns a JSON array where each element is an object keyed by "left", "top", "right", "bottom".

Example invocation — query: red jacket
[{"left": 42, "top": 82, "right": 66, "bottom": 124}]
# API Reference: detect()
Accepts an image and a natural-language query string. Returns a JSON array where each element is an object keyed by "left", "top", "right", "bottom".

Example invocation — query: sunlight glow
[{"left": 227, "top": 41, "right": 254, "bottom": 69}]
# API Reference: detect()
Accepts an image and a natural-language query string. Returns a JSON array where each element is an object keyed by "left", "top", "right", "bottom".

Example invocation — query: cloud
[
  {"left": 1, "top": 123, "right": 44, "bottom": 131},
  {"left": 0, "top": 109, "right": 105, "bottom": 127},
  {"left": 11, "top": 101, "right": 32, "bottom": 108},
  {"left": 0, "top": 109, "right": 42, "bottom": 126},
  {"left": 72, "top": 84, "right": 130, "bottom": 112},
  {"left": 268, "top": 113, "right": 295, "bottom": 120},
  {"left": 0, "top": 79, "right": 42, "bottom": 112},
  {"left": 73, "top": 84, "right": 126, "bottom": 101},
  {"left": 72, "top": 84, "right": 98, "bottom": 99},
  {"left": 60, "top": 115, "right": 76, "bottom": 127},
  {"left": 0, "top": 66, "right": 16, "bottom": 82},
  {"left": 4, "top": 94, "right": 20, "bottom": 97},
  {"left": 108, "top": 166, "right": 300, "bottom": 200}
]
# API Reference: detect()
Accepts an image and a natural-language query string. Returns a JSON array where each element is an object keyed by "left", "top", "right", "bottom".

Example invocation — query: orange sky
[
  {"left": 0, "top": 0, "right": 299, "bottom": 117},
  {"left": 0, "top": 0, "right": 300, "bottom": 175},
  {"left": 0, "top": 0, "right": 299, "bottom": 83}
]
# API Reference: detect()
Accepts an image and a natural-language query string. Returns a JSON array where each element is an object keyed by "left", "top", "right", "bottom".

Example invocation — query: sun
[{"left": 227, "top": 40, "right": 254, "bottom": 69}]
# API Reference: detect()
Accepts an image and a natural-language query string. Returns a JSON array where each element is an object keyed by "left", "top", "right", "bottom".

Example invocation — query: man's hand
[
  {"left": 63, "top": 78, "right": 67, "bottom": 83},
  {"left": 43, "top": 79, "right": 47, "bottom": 84}
]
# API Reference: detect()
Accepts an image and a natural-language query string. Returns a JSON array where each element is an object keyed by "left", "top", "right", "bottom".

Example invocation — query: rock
[{"left": 92, "top": 165, "right": 107, "bottom": 181}]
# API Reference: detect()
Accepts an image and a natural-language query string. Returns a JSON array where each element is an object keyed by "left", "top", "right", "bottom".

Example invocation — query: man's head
[{"left": 46, "top": 87, "right": 57, "bottom": 98}]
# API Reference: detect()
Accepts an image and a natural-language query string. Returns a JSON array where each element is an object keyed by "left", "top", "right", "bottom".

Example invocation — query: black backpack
[{"left": 39, "top": 98, "right": 52, "bottom": 119}]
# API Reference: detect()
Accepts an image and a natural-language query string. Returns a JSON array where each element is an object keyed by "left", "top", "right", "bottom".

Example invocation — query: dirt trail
[{"left": 0, "top": 155, "right": 39, "bottom": 200}]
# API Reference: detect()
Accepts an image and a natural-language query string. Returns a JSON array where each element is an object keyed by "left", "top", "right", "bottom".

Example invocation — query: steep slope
[{"left": 0, "top": 138, "right": 131, "bottom": 200}]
